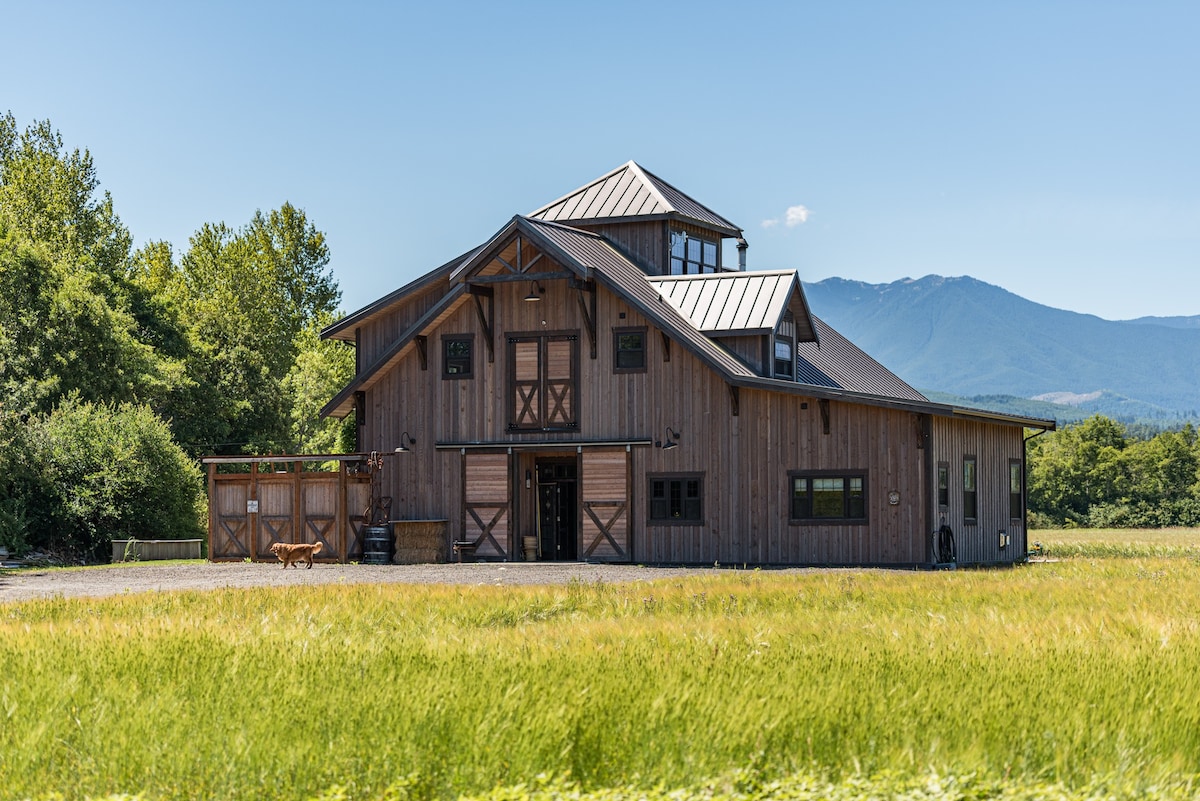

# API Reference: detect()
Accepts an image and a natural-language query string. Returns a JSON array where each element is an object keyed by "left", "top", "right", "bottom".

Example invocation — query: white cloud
[
  {"left": 760, "top": 218, "right": 779, "bottom": 229},
  {"left": 785, "top": 205, "right": 810, "bottom": 227}
]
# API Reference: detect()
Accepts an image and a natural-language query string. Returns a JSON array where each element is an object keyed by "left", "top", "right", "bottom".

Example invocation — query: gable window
[
  {"left": 774, "top": 311, "right": 795, "bottom": 379},
  {"left": 937, "top": 462, "right": 950, "bottom": 510},
  {"left": 669, "top": 231, "right": 719, "bottom": 274},
  {"left": 963, "top": 456, "right": 977, "bottom": 523},
  {"left": 790, "top": 471, "right": 867, "bottom": 523},
  {"left": 1009, "top": 459, "right": 1023, "bottom": 521},
  {"left": 508, "top": 332, "right": 579, "bottom": 431},
  {"left": 613, "top": 327, "right": 647, "bottom": 373},
  {"left": 442, "top": 335, "right": 473, "bottom": 379},
  {"left": 648, "top": 473, "right": 704, "bottom": 524}
]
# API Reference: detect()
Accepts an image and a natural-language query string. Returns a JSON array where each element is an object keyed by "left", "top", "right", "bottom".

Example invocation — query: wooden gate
[
  {"left": 462, "top": 452, "right": 511, "bottom": 559},
  {"left": 205, "top": 456, "right": 371, "bottom": 563},
  {"left": 580, "top": 448, "right": 630, "bottom": 562}
]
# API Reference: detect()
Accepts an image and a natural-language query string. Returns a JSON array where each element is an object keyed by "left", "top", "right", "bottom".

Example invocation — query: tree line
[
  {"left": 1027, "top": 415, "right": 1200, "bottom": 528},
  {"left": 0, "top": 114, "right": 353, "bottom": 560}
]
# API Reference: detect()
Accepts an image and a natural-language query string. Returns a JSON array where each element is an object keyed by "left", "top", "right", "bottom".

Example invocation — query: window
[
  {"left": 963, "top": 457, "right": 977, "bottom": 522},
  {"left": 937, "top": 462, "right": 950, "bottom": 509},
  {"left": 648, "top": 474, "right": 703, "bottom": 524},
  {"left": 669, "top": 231, "right": 719, "bottom": 274},
  {"left": 1009, "top": 459, "right": 1023, "bottom": 521},
  {"left": 508, "top": 333, "right": 579, "bottom": 431},
  {"left": 442, "top": 335, "right": 473, "bottom": 379},
  {"left": 790, "top": 471, "right": 867, "bottom": 523},
  {"left": 613, "top": 327, "right": 647, "bottom": 372},
  {"left": 774, "top": 312, "right": 795, "bottom": 379}
]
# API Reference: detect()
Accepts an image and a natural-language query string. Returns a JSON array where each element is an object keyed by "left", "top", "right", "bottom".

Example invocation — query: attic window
[
  {"left": 669, "top": 231, "right": 718, "bottom": 275},
  {"left": 774, "top": 312, "right": 795, "bottom": 379}
]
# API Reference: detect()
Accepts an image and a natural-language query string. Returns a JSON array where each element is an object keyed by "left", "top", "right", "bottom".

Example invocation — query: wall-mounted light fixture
[
  {"left": 394, "top": 431, "right": 416, "bottom": 453},
  {"left": 656, "top": 426, "right": 681, "bottom": 450},
  {"left": 524, "top": 280, "right": 544, "bottom": 302}
]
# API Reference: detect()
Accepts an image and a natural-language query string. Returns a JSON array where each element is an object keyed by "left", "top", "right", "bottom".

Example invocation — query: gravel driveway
[{"left": 0, "top": 561, "right": 761, "bottom": 604}]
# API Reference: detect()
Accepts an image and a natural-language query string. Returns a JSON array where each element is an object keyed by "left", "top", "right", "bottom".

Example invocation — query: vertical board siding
[
  {"left": 931, "top": 417, "right": 1026, "bottom": 565},
  {"left": 352, "top": 234, "right": 1024, "bottom": 566}
]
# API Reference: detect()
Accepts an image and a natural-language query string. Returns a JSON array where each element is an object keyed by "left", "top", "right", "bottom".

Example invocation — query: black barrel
[{"left": 363, "top": 525, "right": 393, "bottom": 565}]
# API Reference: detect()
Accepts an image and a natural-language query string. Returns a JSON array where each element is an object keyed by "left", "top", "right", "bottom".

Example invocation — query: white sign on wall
[{"left": 246, "top": 500, "right": 259, "bottom": 514}]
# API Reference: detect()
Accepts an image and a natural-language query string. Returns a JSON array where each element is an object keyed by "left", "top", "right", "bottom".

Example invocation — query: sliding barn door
[
  {"left": 462, "top": 452, "right": 511, "bottom": 559},
  {"left": 580, "top": 449, "right": 630, "bottom": 562}
]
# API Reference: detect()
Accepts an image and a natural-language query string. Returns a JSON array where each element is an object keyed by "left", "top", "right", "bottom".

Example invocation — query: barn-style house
[{"left": 319, "top": 161, "right": 1055, "bottom": 567}]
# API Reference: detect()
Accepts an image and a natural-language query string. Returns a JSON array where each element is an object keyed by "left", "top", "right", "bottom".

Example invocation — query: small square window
[
  {"left": 442, "top": 335, "right": 473, "bottom": 379},
  {"left": 613, "top": 327, "right": 647, "bottom": 373},
  {"left": 648, "top": 473, "right": 704, "bottom": 524}
]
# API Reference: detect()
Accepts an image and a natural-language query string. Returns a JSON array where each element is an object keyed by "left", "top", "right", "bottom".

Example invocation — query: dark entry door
[{"left": 536, "top": 459, "right": 577, "bottom": 561}]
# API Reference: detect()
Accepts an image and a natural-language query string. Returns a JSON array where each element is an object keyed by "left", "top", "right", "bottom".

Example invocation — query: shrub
[{"left": 24, "top": 397, "right": 204, "bottom": 561}]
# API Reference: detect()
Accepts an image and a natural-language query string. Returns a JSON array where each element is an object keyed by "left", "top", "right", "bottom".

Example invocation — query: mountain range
[{"left": 801, "top": 275, "right": 1200, "bottom": 426}]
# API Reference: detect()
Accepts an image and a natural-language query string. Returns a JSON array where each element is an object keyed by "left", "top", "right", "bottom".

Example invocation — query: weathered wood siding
[
  {"left": 575, "top": 221, "right": 666, "bottom": 273},
  {"left": 930, "top": 416, "right": 1026, "bottom": 565},
  {"left": 353, "top": 242, "right": 940, "bottom": 565}
]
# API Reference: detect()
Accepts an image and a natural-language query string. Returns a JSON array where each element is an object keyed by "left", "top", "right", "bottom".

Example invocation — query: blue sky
[{"left": 4, "top": 1, "right": 1197, "bottom": 321}]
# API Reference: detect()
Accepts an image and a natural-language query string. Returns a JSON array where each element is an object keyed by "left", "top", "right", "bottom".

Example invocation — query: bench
[{"left": 452, "top": 541, "right": 478, "bottom": 563}]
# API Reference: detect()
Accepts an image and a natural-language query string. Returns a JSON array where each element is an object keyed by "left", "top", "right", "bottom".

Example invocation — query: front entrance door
[{"left": 536, "top": 459, "right": 577, "bottom": 561}]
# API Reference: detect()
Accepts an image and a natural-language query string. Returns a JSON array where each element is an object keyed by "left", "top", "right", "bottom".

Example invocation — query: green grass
[
  {"left": 1031, "top": 526, "right": 1200, "bottom": 558},
  {"left": 2, "top": 559, "right": 1200, "bottom": 800}
]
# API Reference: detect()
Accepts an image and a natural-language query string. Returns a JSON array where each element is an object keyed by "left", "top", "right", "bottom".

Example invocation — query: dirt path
[{"left": 0, "top": 561, "right": 757, "bottom": 604}]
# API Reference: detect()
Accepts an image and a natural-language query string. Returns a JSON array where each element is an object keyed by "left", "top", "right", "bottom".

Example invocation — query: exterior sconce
[
  {"left": 394, "top": 431, "right": 416, "bottom": 453},
  {"left": 656, "top": 426, "right": 680, "bottom": 450},
  {"left": 524, "top": 280, "right": 544, "bottom": 302}
]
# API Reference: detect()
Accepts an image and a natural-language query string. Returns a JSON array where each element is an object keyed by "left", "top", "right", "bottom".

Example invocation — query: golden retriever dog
[{"left": 269, "top": 541, "right": 324, "bottom": 569}]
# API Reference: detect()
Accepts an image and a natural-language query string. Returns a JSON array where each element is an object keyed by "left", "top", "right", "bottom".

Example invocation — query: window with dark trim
[
  {"left": 963, "top": 456, "right": 977, "bottom": 523},
  {"left": 648, "top": 473, "right": 703, "bottom": 524},
  {"left": 1009, "top": 459, "right": 1023, "bottom": 521},
  {"left": 613, "top": 327, "right": 647, "bottom": 373},
  {"left": 774, "top": 312, "right": 795, "bottom": 379},
  {"left": 442, "top": 335, "right": 473, "bottom": 379},
  {"left": 937, "top": 462, "right": 950, "bottom": 510},
  {"left": 669, "top": 231, "right": 719, "bottom": 274},
  {"left": 789, "top": 471, "right": 867, "bottom": 523}
]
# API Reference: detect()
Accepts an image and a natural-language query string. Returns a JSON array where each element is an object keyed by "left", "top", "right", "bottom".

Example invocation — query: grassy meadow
[{"left": 2, "top": 531, "right": 1200, "bottom": 800}]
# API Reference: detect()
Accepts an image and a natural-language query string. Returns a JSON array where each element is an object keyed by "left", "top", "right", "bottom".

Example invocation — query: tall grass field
[{"left": 3, "top": 536, "right": 1200, "bottom": 800}]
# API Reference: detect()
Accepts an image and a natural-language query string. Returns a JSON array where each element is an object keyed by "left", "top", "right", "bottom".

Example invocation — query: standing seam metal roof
[
  {"left": 529, "top": 161, "right": 742, "bottom": 236},
  {"left": 648, "top": 271, "right": 798, "bottom": 334}
]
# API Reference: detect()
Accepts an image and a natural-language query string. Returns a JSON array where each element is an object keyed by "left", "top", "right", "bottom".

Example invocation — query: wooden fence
[{"left": 203, "top": 455, "right": 373, "bottom": 563}]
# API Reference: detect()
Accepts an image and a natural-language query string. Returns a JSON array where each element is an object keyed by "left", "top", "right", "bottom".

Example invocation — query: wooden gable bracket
[
  {"left": 728, "top": 384, "right": 740, "bottom": 417},
  {"left": 819, "top": 398, "right": 830, "bottom": 435},
  {"left": 414, "top": 336, "right": 428, "bottom": 371},
  {"left": 572, "top": 279, "right": 598, "bottom": 359},
  {"left": 469, "top": 285, "right": 495, "bottom": 363},
  {"left": 494, "top": 234, "right": 545, "bottom": 276}
]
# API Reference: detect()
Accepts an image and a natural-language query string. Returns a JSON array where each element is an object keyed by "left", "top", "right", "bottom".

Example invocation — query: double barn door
[{"left": 460, "top": 449, "right": 631, "bottom": 562}]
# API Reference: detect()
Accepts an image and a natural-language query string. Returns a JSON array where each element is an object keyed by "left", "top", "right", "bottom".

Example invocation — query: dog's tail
[{"left": 312, "top": 541, "right": 324, "bottom": 554}]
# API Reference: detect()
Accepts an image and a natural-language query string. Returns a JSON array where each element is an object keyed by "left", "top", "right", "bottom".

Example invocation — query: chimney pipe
[{"left": 736, "top": 237, "right": 748, "bottom": 271}]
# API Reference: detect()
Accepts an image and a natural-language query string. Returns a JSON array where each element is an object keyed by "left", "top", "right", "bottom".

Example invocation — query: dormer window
[
  {"left": 774, "top": 312, "right": 795, "bottom": 379},
  {"left": 670, "top": 231, "right": 719, "bottom": 275}
]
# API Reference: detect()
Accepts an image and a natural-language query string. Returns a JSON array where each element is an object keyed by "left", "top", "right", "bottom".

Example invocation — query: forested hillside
[
  {"left": 0, "top": 113, "right": 353, "bottom": 560},
  {"left": 804, "top": 275, "right": 1200, "bottom": 424}
]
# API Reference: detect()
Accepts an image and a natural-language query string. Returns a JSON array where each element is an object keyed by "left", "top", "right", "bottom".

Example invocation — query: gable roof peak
[{"left": 530, "top": 160, "right": 742, "bottom": 237}]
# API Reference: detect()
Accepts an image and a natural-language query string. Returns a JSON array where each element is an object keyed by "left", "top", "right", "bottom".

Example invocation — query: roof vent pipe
[{"left": 736, "top": 237, "right": 748, "bottom": 271}]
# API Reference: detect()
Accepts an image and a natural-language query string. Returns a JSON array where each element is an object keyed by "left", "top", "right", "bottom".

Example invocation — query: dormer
[
  {"left": 529, "top": 160, "right": 744, "bottom": 276},
  {"left": 647, "top": 270, "right": 818, "bottom": 380}
]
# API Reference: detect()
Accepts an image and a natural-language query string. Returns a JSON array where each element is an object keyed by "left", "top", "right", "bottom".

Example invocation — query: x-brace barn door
[
  {"left": 462, "top": 452, "right": 511, "bottom": 559},
  {"left": 580, "top": 449, "right": 631, "bottom": 562}
]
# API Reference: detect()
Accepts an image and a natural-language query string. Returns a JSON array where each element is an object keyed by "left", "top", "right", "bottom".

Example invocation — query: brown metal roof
[
  {"left": 647, "top": 271, "right": 818, "bottom": 341},
  {"left": 795, "top": 317, "right": 928, "bottom": 402},
  {"left": 529, "top": 161, "right": 742, "bottom": 237}
]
